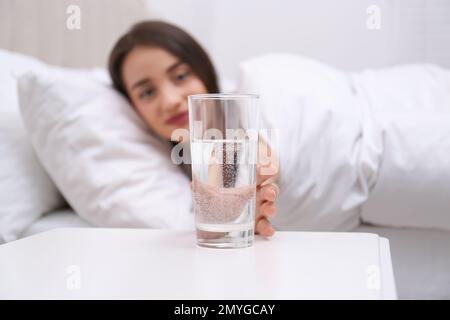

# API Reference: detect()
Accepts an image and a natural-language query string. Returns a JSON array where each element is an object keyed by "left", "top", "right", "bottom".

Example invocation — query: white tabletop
[{"left": 0, "top": 228, "right": 397, "bottom": 299}]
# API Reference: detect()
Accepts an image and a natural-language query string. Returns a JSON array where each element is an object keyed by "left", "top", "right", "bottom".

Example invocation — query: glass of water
[{"left": 188, "top": 94, "right": 260, "bottom": 249}]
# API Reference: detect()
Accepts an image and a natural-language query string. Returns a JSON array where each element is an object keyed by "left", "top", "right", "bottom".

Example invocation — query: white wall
[
  {"left": 0, "top": 0, "right": 152, "bottom": 68},
  {"left": 146, "top": 0, "right": 450, "bottom": 82},
  {"left": 1, "top": 0, "right": 448, "bottom": 82}
]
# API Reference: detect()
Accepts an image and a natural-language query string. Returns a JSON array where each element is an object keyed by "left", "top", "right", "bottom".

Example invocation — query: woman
[{"left": 108, "top": 20, "right": 279, "bottom": 237}]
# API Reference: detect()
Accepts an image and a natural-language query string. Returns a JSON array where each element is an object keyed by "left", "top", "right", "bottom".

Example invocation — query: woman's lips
[{"left": 166, "top": 111, "right": 189, "bottom": 126}]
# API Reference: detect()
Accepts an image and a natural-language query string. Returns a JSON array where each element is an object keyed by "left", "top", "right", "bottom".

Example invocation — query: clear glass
[{"left": 188, "top": 94, "right": 260, "bottom": 249}]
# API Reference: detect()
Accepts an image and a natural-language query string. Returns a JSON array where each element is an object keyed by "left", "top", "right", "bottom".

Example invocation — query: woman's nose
[{"left": 161, "top": 86, "right": 183, "bottom": 112}]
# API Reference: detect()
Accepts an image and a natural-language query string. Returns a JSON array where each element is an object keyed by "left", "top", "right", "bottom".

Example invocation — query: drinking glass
[{"left": 188, "top": 94, "right": 259, "bottom": 249}]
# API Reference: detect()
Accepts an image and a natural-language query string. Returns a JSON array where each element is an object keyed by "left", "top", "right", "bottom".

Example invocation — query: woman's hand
[
  {"left": 255, "top": 164, "right": 279, "bottom": 237},
  {"left": 255, "top": 135, "right": 280, "bottom": 237}
]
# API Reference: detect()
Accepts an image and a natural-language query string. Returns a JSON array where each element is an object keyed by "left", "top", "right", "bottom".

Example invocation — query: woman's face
[{"left": 122, "top": 46, "right": 208, "bottom": 140}]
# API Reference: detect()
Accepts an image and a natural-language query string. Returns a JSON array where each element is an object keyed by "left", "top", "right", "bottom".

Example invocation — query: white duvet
[{"left": 238, "top": 54, "right": 450, "bottom": 231}]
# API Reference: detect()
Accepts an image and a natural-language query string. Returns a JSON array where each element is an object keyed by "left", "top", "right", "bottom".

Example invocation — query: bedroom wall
[
  {"left": 0, "top": 0, "right": 153, "bottom": 68},
  {"left": 1, "top": 0, "right": 449, "bottom": 82},
  {"left": 147, "top": 0, "right": 450, "bottom": 81}
]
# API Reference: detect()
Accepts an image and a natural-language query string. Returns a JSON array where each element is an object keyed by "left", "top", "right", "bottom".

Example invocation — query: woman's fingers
[
  {"left": 268, "top": 182, "right": 280, "bottom": 198},
  {"left": 255, "top": 183, "right": 278, "bottom": 238},
  {"left": 262, "top": 185, "right": 276, "bottom": 202},
  {"left": 257, "top": 183, "right": 279, "bottom": 203},
  {"left": 259, "top": 201, "right": 277, "bottom": 218},
  {"left": 255, "top": 218, "right": 275, "bottom": 237}
]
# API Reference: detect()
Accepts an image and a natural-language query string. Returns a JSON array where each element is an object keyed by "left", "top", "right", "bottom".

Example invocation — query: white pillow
[
  {"left": 0, "top": 49, "right": 65, "bottom": 243},
  {"left": 17, "top": 67, "right": 195, "bottom": 230}
]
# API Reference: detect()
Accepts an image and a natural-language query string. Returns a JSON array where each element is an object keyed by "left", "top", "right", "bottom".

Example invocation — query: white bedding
[
  {"left": 0, "top": 49, "right": 66, "bottom": 243},
  {"left": 238, "top": 54, "right": 450, "bottom": 232},
  {"left": 20, "top": 209, "right": 91, "bottom": 239},
  {"left": 350, "top": 65, "right": 450, "bottom": 229}
]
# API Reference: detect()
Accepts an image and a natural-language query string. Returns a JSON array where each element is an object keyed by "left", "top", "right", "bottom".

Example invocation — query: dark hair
[{"left": 108, "top": 20, "right": 219, "bottom": 100}]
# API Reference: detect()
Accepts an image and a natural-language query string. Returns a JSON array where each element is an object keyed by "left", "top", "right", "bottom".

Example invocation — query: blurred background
[{"left": 1, "top": 0, "right": 449, "bottom": 81}]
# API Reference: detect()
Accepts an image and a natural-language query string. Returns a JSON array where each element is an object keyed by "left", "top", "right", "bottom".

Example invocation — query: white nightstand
[{"left": 0, "top": 228, "right": 397, "bottom": 299}]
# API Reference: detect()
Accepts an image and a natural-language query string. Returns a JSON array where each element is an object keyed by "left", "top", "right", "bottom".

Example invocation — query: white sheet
[{"left": 20, "top": 209, "right": 91, "bottom": 239}]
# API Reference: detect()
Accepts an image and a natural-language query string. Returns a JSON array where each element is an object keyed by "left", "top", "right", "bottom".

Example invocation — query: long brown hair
[{"left": 108, "top": 20, "right": 219, "bottom": 100}]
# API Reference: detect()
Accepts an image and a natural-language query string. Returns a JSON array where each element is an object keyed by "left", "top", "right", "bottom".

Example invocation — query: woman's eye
[
  {"left": 176, "top": 71, "right": 189, "bottom": 81},
  {"left": 140, "top": 88, "right": 155, "bottom": 99}
]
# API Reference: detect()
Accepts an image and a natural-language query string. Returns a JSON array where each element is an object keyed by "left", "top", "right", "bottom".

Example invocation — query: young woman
[{"left": 108, "top": 21, "right": 279, "bottom": 237}]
